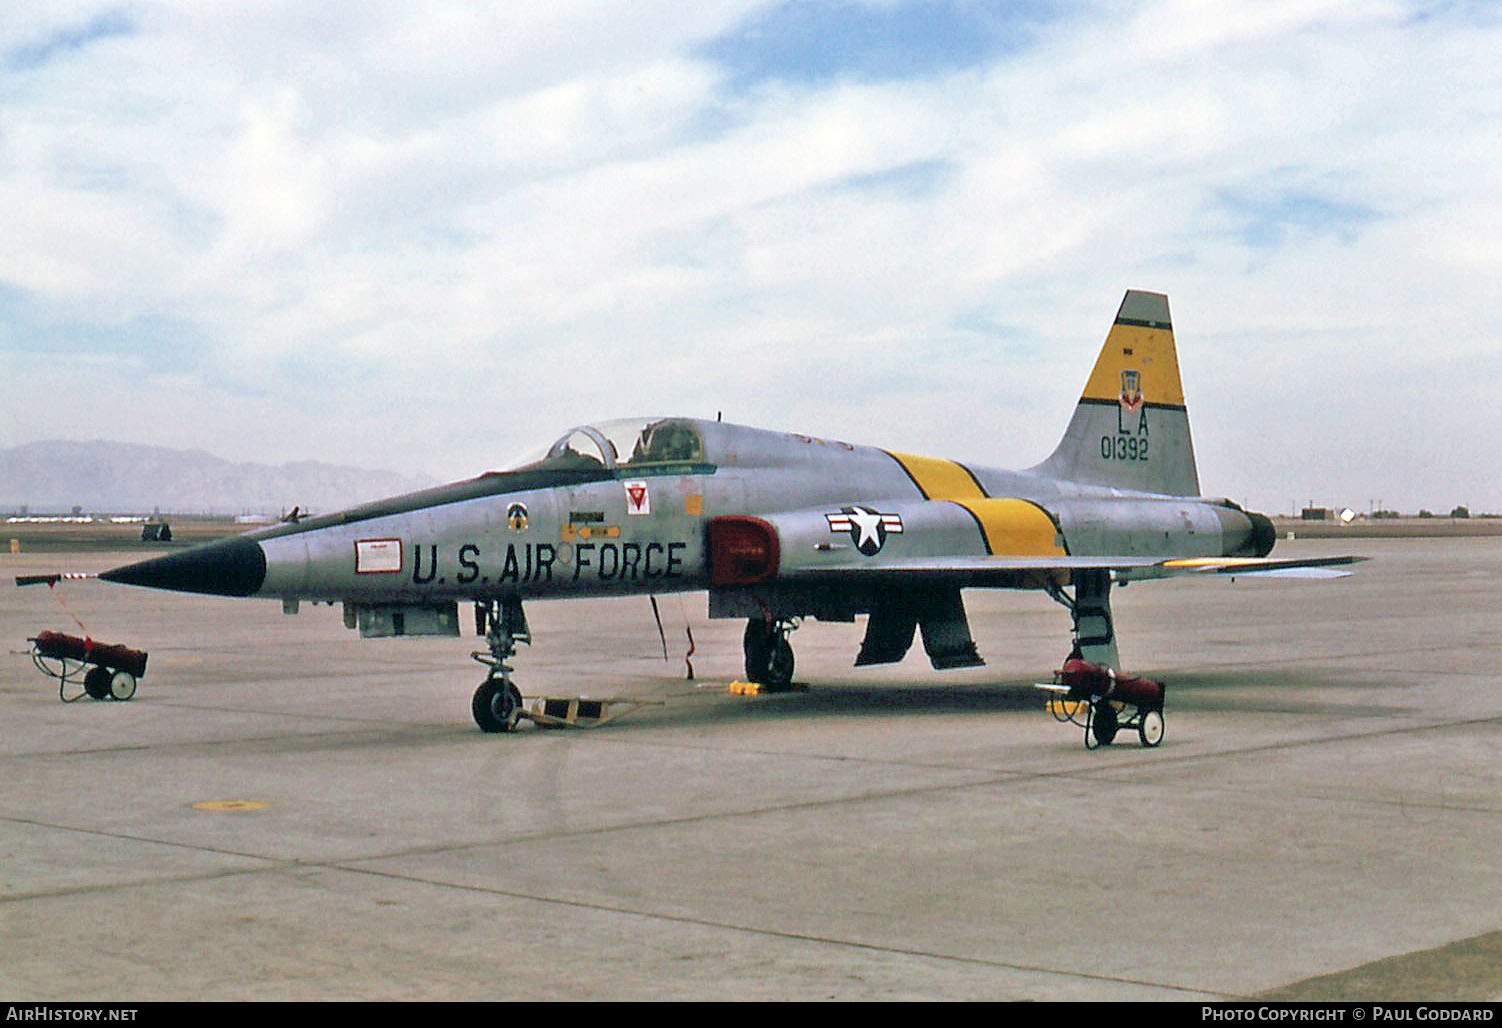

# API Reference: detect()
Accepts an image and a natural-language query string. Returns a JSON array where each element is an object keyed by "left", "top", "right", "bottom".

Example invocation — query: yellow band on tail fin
[{"left": 1080, "top": 291, "right": 1185, "bottom": 409}]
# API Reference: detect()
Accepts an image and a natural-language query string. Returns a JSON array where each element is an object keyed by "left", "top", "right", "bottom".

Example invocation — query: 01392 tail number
[{"left": 1100, "top": 435, "right": 1149, "bottom": 461}]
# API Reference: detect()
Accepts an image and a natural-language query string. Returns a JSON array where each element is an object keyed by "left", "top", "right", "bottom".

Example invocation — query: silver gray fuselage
[{"left": 245, "top": 418, "right": 1265, "bottom": 607}]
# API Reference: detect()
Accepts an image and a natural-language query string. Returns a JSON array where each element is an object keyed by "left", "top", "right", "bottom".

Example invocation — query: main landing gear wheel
[
  {"left": 472, "top": 678, "right": 523, "bottom": 733},
  {"left": 1138, "top": 708, "right": 1165, "bottom": 747},
  {"left": 743, "top": 619, "right": 795, "bottom": 688},
  {"left": 764, "top": 637, "right": 794, "bottom": 687}
]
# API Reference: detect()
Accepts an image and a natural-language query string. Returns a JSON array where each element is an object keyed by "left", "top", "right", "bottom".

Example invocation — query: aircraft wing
[
  {"left": 778, "top": 554, "right": 1364, "bottom": 584},
  {"left": 1134, "top": 556, "right": 1366, "bottom": 580}
]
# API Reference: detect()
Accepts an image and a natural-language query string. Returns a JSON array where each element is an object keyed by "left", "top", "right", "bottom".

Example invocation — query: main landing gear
[
  {"left": 471, "top": 598, "right": 530, "bottom": 733},
  {"left": 1048, "top": 568, "right": 1120, "bottom": 671},
  {"left": 743, "top": 616, "right": 798, "bottom": 688}
]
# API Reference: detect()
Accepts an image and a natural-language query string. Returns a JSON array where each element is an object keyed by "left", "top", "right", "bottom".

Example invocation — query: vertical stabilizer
[{"left": 1032, "top": 291, "right": 1199, "bottom": 497}]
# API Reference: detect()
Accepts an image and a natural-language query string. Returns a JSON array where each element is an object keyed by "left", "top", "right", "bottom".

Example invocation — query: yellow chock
[
  {"left": 1046, "top": 696, "right": 1086, "bottom": 719},
  {"left": 728, "top": 680, "right": 761, "bottom": 696}
]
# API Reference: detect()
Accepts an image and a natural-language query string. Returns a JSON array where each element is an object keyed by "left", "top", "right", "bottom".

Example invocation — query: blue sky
[
  {"left": 699, "top": 0, "right": 1059, "bottom": 84},
  {"left": 2, "top": 0, "right": 1500, "bottom": 514},
  {"left": 3, "top": 7, "right": 135, "bottom": 72}
]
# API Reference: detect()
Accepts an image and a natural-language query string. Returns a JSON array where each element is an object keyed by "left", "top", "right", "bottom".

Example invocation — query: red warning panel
[{"left": 623, "top": 480, "right": 651, "bottom": 516}]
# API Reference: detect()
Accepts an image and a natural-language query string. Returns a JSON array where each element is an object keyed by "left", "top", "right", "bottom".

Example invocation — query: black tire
[
  {"left": 765, "top": 637, "right": 795, "bottom": 688},
  {"left": 1090, "top": 703, "right": 1119, "bottom": 747},
  {"left": 83, "top": 666, "right": 112, "bottom": 701},
  {"left": 472, "top": 678, "right": 523, "bottom": 733},
  {"left": 743, "top": 620, "right": 774, "bottom": 683}
]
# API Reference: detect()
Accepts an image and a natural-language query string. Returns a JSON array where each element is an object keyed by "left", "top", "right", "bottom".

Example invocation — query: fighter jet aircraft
[{"left": 64, "top": 290, "right": 1360, "bottom": 732}]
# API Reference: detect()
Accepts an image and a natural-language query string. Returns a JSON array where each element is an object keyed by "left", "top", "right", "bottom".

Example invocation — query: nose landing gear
[{"left": 471, "top": 598, "right": 530, "bottom": 733}]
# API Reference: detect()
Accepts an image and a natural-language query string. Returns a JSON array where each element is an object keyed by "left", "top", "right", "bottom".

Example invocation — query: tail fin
[{"left": 1031, "top": 290, "right": 1200, "bottom": 497}]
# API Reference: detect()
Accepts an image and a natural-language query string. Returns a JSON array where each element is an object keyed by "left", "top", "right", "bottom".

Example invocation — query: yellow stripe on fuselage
[
  {"left": 951, "top": 498, "right": 1067, "bottom": 557},
  {"left": 885, "top": 452, "right": 986, "bottom": 500},
  {"left": 884, "top": 453, "right": 1065, "bottom": 556}
]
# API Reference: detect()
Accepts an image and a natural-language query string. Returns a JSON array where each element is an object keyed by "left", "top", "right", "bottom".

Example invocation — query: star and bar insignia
[{"left": 825, "top": 506, "right": 904, "bottom": 556}]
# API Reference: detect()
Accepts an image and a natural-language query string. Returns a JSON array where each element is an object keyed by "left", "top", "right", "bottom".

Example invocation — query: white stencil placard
[{"left": 355, "top": 538, "right": 403, "bottom": 574}]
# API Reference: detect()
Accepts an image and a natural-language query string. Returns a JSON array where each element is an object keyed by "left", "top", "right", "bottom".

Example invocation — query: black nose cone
[{"left": 100, "top": 537, "right": 268, "bottom": 597}]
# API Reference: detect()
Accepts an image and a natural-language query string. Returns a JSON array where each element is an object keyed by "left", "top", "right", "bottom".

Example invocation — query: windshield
[{"left": 502, "top": 418, "right": 705, "bottom": 472}]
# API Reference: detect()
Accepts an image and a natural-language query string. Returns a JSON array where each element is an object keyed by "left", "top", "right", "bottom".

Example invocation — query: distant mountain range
[{"left": 0, "top": 440, "right": 437, "bottom": 516}]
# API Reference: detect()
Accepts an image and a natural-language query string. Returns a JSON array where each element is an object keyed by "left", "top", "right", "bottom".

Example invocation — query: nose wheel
[{"left": 472, "top": 677, "right": 523, "bottom": 733}]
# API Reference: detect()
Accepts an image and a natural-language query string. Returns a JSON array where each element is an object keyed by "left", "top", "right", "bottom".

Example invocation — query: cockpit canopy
[{"left": 505, "top": 418, "right": 707, "bottom": 473}]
